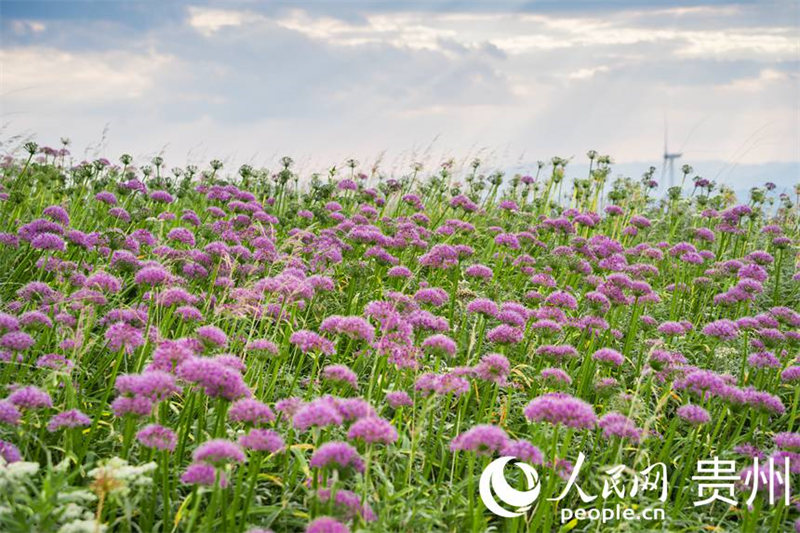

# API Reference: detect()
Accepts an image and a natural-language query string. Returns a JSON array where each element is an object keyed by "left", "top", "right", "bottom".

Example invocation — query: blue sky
[{"left": 1, "top": 1, "right": 797, "bottom": 193}]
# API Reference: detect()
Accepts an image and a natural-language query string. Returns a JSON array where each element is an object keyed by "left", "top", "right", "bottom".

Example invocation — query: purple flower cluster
[
  {"left": 524, "top": 393, "right": 597, "bottom": 430},
  {"left": 450, "top": 424, "right": 509, "bottom": 455},
  {"left": 309, "top": 441, "right": 364, "bottom": 472}
]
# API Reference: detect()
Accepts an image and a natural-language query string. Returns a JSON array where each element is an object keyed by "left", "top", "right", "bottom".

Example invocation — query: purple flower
[
  {"left": 43, "top": 205, "right": 69, "bottom": 225},
  {"left": 486, "top": 324, "right": 524, "bottom": 344},
  {"left": 733, "top": 443, "right": 765, "bottom": 459},
  {"left": 316, "top": 488, "right": 376, "bottom": 522},
  {"left": 321, "top": 365, "right": 358, "bottom": 389},
  {"left": 177, "top": 305, "right": 204, "bottom": 321},
  {"left": 385, "top": 391, "right": 413, "bottom": 408},
  {"left": 418, "top": 244, "right": 459, "bottom": 269},
  {"left": 737, "top": 460, "right": 790, "bottom": 500},
  {"left": 275, "top": 396, "right": 304, "bottom": 418},
  {"left": 676, "top": 405, "right": 711, "bottom": 425},
  {"left": 111, "top": 395, "right": 153, "bottom": 417},
  {"left": 473, "top": 353, "right": 510, "bottom": 385},
  {"left": 387, "top": 265, "right": 413, "bottom": 278},
  {"left": 347, "top": 417, "right": 398, "bottom": 444},
  {"left": 133, "top": 265, "right": 170, "bottom": 286},
  {"left": 0, "top": 331, "right": 35, "bottom": 352},
  {"left": 592, "top": 348, "right": 624, "bottom": 367},
  {"left": 466, "top": 298, "right": 498, "bottom": 317},
  {"left": 31, "top": 232, "right": 66, "bottom": 252},
  {"left": 85, "top": 271, "right": 122, "bottom": 293},
  {"left": 781, "top": 366, "right": 800, "bottom": 382},
  {"left": 238, "top": 429, "right": 285, "bottom": 453},
  {"left": 150, "top": 339, "right": 196, "bottom": 373},
  {"left": 450, "top": 424, "right": 509, "bottom": 455},
  {"left": 196, "top": 325, "right": 228, "bottom": 349},
  {"left": 7, "top": 386, "right": 52, "bottom": 409},
  {"left": 245, "top": 339, "right": 279, "bottom": 355},
  {"left": 657, "top": 321, "right": 686, "bottom": 336},
  {"left": 95, "top": 191, "right": 117, "bottom": 205},
  {"left": 137, "top": 424, "right": 178, "bottom": 451},
  {"left": 545, "top": 290, "right": 578, "bottom": 310},
  {"left": 293, "top": 397, "right": 344, "bottom": 431},
  {"left": 421, "top": 334, "right": 457, "bottom": 357},
  {"left": 149, "top": 190, "right": 174, "bottom": 203},
  {"left": 501, "top": 439, "right": 544, "bottom": 464},
  {"left": 157, "top": 287, "right": 198, "bottom": 307},
  {"left": 167, "top": 228, "right": 196, "bottom": 246},
  {"left": 0, "top": 440, "right": 22, "bottom": 463},
  {"left": 105, "top": 322, "right": 145, "bottom": 354},
  {"left": 177, "top": 357, "right": 251, "bottom": 401},
  {"left": 465, "top": 264, "right": 493, "bottom": 279},
  {"left": 536, "top": 344, "right": 578, "bottom": 360},
  {"left": 743, "top": 388, "right": 785, "bottom": 415},
  {"left": 630, "top": 215, "right": 651, "bottom": 228},
  {"left": 47, "top": 409, "right": 91, "bottom": 432},
  {"left": 675, "top": 370, "right": 729, "bottom": 399},
  {"left": 290, "top": 330, "right": 336, "bottom": 355},
  {"left": 0, "top": 400, "right": 22, "bottom": 426},
  {"left": 702, "top": 319, "right": 739, "bottom": 341},
  {"left": 193, "top": 439, "right": 246, "bottom": 465},
  {"left": 598, "top": 412, "right": 642, "bottom": 442},
  {"left": 306, "top": 517, "right": 349, "bottom": 533},
  {"left": 309, "top": 441, "right": 364, "bottom": 472},
  {"left": 0, "top": 312, "right": 20, "bottom": 333},
  {"left": 414, "top": 287, "right": 449, "bottom": 307},
  {"left": 524, "top": 393, "right": 597, "bottom": 430},
  {"left": 540, "top": 367, "right": 572, "bottom": 385},
  {"left": 748, "top": 351, "right": 780, "bottom": 369},
  {"left": 318, "top": 316, "right": 375, "bottom": 342},
  {"left": 16, "top": 281, "right": 58, "bottom": 303},
  {"left": 334, "top": 396, "right": 376, "bottom": 421},
  {"left": 228, "top": 398, "right": 276, "bottom": 425},
  {"left": 181, "top": 462, "right": 225, "bottom": 486},
  {"left": 0, "top": 233, "right": 19, "bottom": 247},
  {"left": 495, "top": 233, "right": 520, "bottom": 249},
  {"left": 774, "top": 432, "right": 800, "bottom": 451},
  {"left": 116, "top": 371, "right": 181, "bottom": 401},
  {"left": 434, "top": 374, "right": 470, "bottom": 396}
]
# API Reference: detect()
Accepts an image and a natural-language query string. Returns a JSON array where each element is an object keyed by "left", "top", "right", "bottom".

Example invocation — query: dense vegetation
[{"left": 0, "top": 142, "right": 798, "bottom": 532}]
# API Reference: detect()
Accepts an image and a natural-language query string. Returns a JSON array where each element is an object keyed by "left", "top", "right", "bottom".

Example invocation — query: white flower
[
  {"left": 57, "top": 489, "right": 97, "bottom": 505},
  {"left": 60, "top": 502, "right": 87, "bottom": 521},
  {"left": 88, "top": 457, "right": 156, "bottom": 495},
  {"left": 0, "top": 461, "right": 40, "bottom": 489},
  {"left": 58, "top": 519, "right": 107, "bottom": 533}
]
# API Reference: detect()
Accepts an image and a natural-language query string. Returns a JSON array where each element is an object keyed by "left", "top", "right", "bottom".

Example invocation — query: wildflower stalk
[{"left": 237, "top": 453, "right": 263, "bottom": 531}]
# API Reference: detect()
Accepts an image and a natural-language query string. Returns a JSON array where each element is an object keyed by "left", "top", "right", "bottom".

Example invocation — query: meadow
[{"left": 0, "top": 143, "right": 798, "bottom": 532}]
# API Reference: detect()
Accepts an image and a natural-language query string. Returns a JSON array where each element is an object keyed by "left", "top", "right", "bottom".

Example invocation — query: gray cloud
[{"left": 0, "top": 1, "right": 797, "bottom": 190}]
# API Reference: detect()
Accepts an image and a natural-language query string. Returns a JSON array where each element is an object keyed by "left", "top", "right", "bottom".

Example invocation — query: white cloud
[
  {"left": 265, "top": 9, "right": 800, "bottom": 64},
  {"left": 674, "top": 29, "right": 798, "bottom": 59},
  {"left": 273, "top": 10, "right": 464, "bottom": 53},
  {"left": 0, "top": 47, "right": 173, "bottom": 104},
  {"left": 0, "top": 4, "right": 797, "bottom": 172},
  {"left": 186, "top": 7, "right": 253, "bottom": 36},
  {"left": 567, "top": 66, "right": 610, "bottom": 80},
  {"left": 722, "top": 68, "right": 794, "bottom": 92},
  {"left": 11, "top": 20, "right": 46, "bottom": 35}
]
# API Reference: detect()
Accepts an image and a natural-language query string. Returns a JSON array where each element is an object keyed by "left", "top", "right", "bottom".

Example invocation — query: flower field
[{"left": 0, "top": 145, "right": 798, "bottom": 532}]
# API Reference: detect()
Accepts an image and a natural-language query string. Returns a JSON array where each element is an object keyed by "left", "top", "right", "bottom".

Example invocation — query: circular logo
[{"left": 479, "top": 456, "right": 541, "bottom": 518}]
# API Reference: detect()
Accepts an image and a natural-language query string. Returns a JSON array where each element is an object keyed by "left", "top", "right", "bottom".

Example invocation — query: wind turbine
[{"left": 662, "top": 121, "right": 682, "bottom": 189}]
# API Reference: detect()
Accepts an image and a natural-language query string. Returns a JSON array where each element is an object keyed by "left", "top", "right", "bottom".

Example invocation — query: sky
[{"left": 0, "top": 0, "right": 798, "bottom": 194}]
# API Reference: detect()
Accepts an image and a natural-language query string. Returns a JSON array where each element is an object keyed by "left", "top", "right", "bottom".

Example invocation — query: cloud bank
[{"left": 1, "top": 1, "right": 797, "bottom": 190}]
